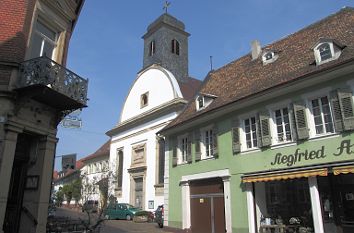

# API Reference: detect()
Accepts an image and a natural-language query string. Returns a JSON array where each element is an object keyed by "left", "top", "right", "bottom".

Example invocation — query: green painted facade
[{"left": 166, "top": 72, "right": 354, "bottom": 232}]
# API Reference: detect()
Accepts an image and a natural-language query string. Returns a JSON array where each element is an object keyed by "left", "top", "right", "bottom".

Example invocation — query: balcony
[{"left": 16, "top": 56, "right": 88, "bottom": 110}]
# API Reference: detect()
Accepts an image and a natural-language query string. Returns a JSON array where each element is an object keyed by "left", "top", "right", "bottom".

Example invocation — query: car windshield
[{"left": 126, "top": 204, "right": 135, "bottom": 209}]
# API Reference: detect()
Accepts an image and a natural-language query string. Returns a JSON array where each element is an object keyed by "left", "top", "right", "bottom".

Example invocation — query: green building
[{"left": 160, "top": 8, "right": 354, "bottom": 233}]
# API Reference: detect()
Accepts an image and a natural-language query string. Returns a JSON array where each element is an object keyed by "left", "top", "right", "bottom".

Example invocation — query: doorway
[
  {"left": 189, "top": 178, "right": 226, "bottom": 233},
  {"left": 3, "top": 134, "right": 32, "bottom": 233},
  {"left": 134, "top": 177, "right": 144, "bottom": 209}
]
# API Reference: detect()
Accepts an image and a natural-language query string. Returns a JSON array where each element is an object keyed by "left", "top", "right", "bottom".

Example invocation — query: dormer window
[
  {"left": 318, "top": 43, "right": 332, "bottom": 61},
  {"left": 196, "top": 93, "right": 217, "bottom": 111},
  {"left": 140, "top": 92, "right": 149, "bottom": 108},
  {"left": 197, "top": 96, "right": 204, "bottom": 109},
  {"left": 171, "top": 39, "right": 179, "bottom": 55},
  {"left": 313, "top": 39, "right": 343, "bottom": 65},
  {"left": 262, "top": 51, "right": 278, "bottom": 65}
]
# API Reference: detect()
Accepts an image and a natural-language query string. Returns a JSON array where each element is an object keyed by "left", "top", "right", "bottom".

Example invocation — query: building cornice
[{"left": 106, "top": 98, "right": 187, "bottom": 137}]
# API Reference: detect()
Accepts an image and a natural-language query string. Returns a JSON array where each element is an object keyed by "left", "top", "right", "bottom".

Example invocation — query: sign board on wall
[{"left": 62, "top": 153, "right": 76, "bottom": 171}]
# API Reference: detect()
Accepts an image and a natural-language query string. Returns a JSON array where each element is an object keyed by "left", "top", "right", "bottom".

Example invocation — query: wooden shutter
[
  {"left": 194, "top": 130, "right": 201, "bottom": 161},
  {"left": 288, "top": 107, "right": 298, "bottom": 141},
  {"left": 212, "top": 125, "right": 218, "bottom": 158},
  {"left": 186, "top": 133, "right": 192, "bottom": 163},
  {"left": 293, "top": 101, "right": 309, "bottom": 140},
  {"left": 171, "top": 137, "right": 177, "bottom": 167},
  {"left": 338, "top": 88, "right": 354, "bottom": 131},
  {"left": 330, "top": 90, "right": 344, "bottom": 132},
  {"left": 259, "top": 110, "right": 271, "bottom": 147},
  {"left": 232, "top": 119, "right": 241, "bottom": 154}
]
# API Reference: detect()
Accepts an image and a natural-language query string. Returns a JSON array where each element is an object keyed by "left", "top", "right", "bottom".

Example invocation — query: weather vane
[{"left": 163, "top": 1, "right": 171, "bottom": 14}]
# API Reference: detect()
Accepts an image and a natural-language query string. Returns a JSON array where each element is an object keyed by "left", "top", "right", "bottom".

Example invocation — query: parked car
[
  {"left": 155, "top": 205, "right": 164, "bottom": 228},
  {"left": 82, "top": 200, "right": 98, "bottom": 213},
  {"left": 103, "top": 203, "right": 141, "bottom": 220}
]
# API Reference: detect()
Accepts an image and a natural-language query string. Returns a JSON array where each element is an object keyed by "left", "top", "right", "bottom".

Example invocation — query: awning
[
  {"left": 242, "top": 168, "right": 328, "bottom": 183},
  {"left": 333, "top": 165, "right": 354, "bottom": 175}
]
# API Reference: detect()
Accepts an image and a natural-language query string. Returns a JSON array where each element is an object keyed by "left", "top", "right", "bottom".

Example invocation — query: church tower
[{"left": 142, "top": 13, "right": 190, "bottom": 82}]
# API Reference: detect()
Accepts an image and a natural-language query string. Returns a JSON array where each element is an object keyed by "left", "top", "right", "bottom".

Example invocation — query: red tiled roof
[
  {"left": 179, "top": 77, "right": 202, "bottom": 101},
  {"left": 164, "top": 7, "right": 354, "bottom": 131},
  {"left": 81, "top": 139, "right": 110, "bottom": 163},
  {"left": 53, "top": 170, "right": 59, "bottom": 180}
]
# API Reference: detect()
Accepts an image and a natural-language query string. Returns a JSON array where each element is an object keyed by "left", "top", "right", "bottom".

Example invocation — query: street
[{"left": 54, "top": 207, "right": 184, "bottom": 233}]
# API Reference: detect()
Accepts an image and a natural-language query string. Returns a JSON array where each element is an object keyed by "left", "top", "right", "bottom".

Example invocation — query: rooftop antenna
[
  {"left": 163, "top": 1, "right": 171, "bottom": 14},
  {"left": 210, "top": 56, "right": 213, "bottom": 71}
]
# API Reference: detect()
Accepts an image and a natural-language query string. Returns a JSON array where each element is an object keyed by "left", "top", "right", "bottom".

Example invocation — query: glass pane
[
  {"left": 29, "top": 33, "right": 43, "bottom": 59},
  {"left": 37, "top": 21, "right": 56, "bottom": 41},
  {"left": 43, "top": 41, "right": 54, "bottom": 58}
]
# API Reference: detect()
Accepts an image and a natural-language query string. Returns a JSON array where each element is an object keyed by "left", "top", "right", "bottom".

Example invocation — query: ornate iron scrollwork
[{"left": 18, "top": 56, "right": 88, "bottom": 106}]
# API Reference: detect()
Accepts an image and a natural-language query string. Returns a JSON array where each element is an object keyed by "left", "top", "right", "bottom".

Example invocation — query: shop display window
[
  {"left": 255, "top": 178, "right": 314, "bottom": 233},
  {"left": 318, "top": 174, "right": 354, "bottom": 233}
]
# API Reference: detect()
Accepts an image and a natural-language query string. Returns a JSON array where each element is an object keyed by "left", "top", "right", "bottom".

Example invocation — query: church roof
[
  {"left": 143, "top": 13, "right": 188, "bottom": 39},
  {"left": 162, "top": 7, "right": 354, "bottom": 132}
]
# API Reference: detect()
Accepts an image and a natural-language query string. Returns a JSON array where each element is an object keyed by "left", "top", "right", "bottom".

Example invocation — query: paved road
[{"left": 54, "top": 207, "right": 184, "bottom": 233}]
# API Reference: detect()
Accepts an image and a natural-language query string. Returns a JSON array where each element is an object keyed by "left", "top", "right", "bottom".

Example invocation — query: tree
[
  {"left": 62, "top": 184, "right": 73, "bottom": 204},
  {"left": 54, "top": 188, "right": 64, "bottom": 206},
  {"left": 72, "top": 178, "right": 82, "bottom": 203}
]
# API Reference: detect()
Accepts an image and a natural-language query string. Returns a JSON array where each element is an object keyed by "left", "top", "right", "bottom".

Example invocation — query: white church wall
[{"left": 120, "top": 67, "right": 183, "bottom": 122}]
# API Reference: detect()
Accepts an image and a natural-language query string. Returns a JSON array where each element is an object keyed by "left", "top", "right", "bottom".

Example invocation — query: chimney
[{"left": 251, "top": 40, "right": 261, "bottom": 60}]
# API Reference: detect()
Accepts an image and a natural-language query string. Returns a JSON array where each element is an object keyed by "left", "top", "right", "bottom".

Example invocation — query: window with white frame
[
  {"left": 310, "top": 96, "right": 334, "bottom": 135},
  {"left": 29, "top": 20, "right": 58, "bottom": 59},
  {"left": 244, "top": 116, "right": 258, "bottom": 149},
  {"left": 201, "top": 127, "right": 214, "bottom": 158},
  {"left": 313, "top": 40, "right": 342, "bottom": 65},
  {"left": 273, "top": 107, "right": 292, "bottom": 143},
  {"left": 178, "top": 134, "right": 188, "bottom": 164},
  {"left": 318, "top": 43, "right": 332, "bottom": 61}
]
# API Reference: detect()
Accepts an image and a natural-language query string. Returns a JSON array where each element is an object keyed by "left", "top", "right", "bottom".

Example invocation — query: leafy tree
[
  {"left": 62, "top": 184, "right": 73, "bottom": 204},
  {"left": 54, "top": 189, "right": 64, "bottom": 206},
  {"left": 72, "top": 178, "right": 82, "bottom": 203}
]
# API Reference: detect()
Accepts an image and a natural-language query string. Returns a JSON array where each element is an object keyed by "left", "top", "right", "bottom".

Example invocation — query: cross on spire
[{"left": 163, "top": 1, "right": 171, "bottom": 14}]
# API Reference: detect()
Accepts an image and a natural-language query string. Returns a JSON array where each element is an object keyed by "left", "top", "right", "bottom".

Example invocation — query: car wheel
[
  {"left": 126, "top": 214, "right": 132, "bottom": 221},
  {"left": 158, "top": 223, "right": 163, "bottom": 228}
]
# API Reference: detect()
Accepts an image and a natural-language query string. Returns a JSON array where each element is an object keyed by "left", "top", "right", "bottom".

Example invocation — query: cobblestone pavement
[{"left": 54, "top": 207, "right": 186, "bottom": 233}]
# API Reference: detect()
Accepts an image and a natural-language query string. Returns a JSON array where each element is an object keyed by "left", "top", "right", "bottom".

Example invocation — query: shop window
[
  {"left": 273, "top": 107, "right": 292, "bottom": 143},
  {"left": 29, "top": 20, "right": 58, "bottom": 59},
  {"left": 310, "top": 96, "right": 334, "bottom": 135},
  {"left": 255, "top": 179, "right": 313, "bottom": 233}
]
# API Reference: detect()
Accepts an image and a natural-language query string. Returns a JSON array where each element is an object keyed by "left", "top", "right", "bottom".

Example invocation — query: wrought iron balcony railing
[{"left": 18, "top": 56, "right": 88, "bottom": 106}]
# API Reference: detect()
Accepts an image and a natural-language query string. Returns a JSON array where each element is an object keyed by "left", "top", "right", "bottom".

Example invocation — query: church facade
[{"left": 106, "top": 13, "right": 201, "bottom": 212}]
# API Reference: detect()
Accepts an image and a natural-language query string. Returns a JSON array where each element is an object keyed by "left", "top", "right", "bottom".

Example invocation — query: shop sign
[{"left": 271, "top": 139, "right": 354, "bottom": 167}]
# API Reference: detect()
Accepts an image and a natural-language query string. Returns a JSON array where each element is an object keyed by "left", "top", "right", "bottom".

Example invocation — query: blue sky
[{"left": 55, "top": 0, "right": 354, "bottom": 170}]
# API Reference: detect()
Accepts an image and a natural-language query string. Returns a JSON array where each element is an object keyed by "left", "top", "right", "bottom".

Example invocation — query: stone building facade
[{"left": 0, "top": 1, "right": 87, "bottom": 232}]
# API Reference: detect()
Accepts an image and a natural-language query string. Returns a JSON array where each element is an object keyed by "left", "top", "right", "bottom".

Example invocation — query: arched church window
[
  {"left": 171, "top": 39, "right": 179, "bottom": 55},
  {"left": 140, "top": 92, "right": 149, "bottom": 108},
  {"left": 149, "top": 40, "right": 155, "bottom": 56}
]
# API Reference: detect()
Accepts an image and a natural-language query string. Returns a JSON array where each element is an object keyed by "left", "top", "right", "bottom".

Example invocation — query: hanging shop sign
[{"left": 271, "top": 139, "right": 354, "bottom": 167}]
